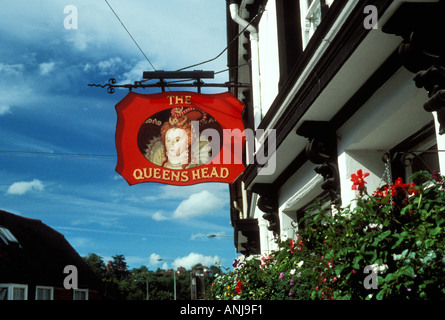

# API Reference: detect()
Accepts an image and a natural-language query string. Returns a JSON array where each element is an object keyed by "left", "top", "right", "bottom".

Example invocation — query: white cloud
[
  {"left": 68, "top": 237, "right": 90, "bottom": 248},
  {"left": 66, "top": 32, "right": 90, "bottom": 51},
  {"left": 70, "top": 214, "right": 120, "bottom": 228},
  {"left": 97, "top": 57, "right": 123, "bottom": 75},
  {"left": 0, "top": 63, "right": 24, "bottom": 76},
  {"left": 160, "top": 262, "right": 169, "bottom": 270},
  {"left": 173, "top": 190, "right": 225, "bottom": 219},
  {"left": 149, "top": 253, "right": 162, "bottom": 266},
  {"left": 173, "top": 252, "right": 220, "bottom": 269},
  {"left": 119, "top": 60, "right": 152, "bottom": 84},
  {"left": 148, "top": 252, "right": 220, "bottom": 270},
  {"left": 152, "top": 211, "right": 169, "bottom": 221},
  {"left": 0, "top": 105, "right": 12, "bottom": 116},
  {"left": 6, "top": 179, "right": 45, "bottom": 195},
  {"left": 190, "top": 233, "right": 206, "bottom": 240},
  {"left": 39, "top": 62, "right": 55, "bottom": 75}
]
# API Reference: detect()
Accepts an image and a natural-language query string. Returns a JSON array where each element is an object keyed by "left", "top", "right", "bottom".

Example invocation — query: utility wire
[
  {"left": 103, "top": 1, "right": 260, "bottom": 91},
  {"left": 0, "top": 150, "right": 115, "bottom": 161},
  {"left": 176, "top": 6, "right": 264, "bottom": 72},
  {"left": 105, "top": 0, "right": 156, "bottom": 71}
]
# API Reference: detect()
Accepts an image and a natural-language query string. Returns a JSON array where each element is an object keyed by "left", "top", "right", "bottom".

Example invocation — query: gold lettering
[
  {"left": 175, "top": 96, "right": 184, "bottom": 104},
  {"left": 162, "top": 169, "right": 170, "bottom": 180},
  {"left": 167, "top": 95, "right": 192, "bottom": 105},
  {"left": 220, "top": 167, "right": 229, "bottom": 179},
  {"left": 201, "top": 167, "right": 209, "bottom": 179},
  {"left": 143, "top": 168, "right": 152, "bottom": 179},
  {"left": 210, "top": 167, "right": 219, "bottom": 178},
  {"left": 192, "top": 169, "right": 201, "bottom": 180},
  {"left": 181, "top": 171, "right": 189, "bottom": 182},
  {"left": 171, "top": 170, "right": 180, "bottom": 182},
  {"left": 133, "top": 169, "right": 144, "bottom": 180},
  {"left": 154, "top": 168, "right": 161, "bottom": 179}
]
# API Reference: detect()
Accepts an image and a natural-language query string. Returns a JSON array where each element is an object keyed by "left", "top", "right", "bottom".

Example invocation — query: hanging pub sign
[{"left": 115, "top": 91, "right": 246, "bottom": 186}]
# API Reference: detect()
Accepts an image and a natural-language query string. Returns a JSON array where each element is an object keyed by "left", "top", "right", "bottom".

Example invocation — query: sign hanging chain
[{"left": 384, "top": 157, "right": 394, "bottom": 207}]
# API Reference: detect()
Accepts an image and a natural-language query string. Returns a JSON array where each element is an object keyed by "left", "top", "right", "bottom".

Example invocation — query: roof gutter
[{"left": 229, "top": 0, "right": 262, "bottom": 130}]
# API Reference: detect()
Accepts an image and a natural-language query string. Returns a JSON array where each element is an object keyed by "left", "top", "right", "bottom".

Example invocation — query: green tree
[
  {"left": 107, "top": 254, "right": 130, "bottom": 280},
  {"left": 83, "top": 253, "right": 106, "bottom": 278},
  {"left": 83, "top": 253, "right": 222, "bottom": 300}
]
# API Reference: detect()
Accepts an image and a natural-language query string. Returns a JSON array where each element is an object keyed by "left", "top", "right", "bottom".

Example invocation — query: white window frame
[
  {"left": 300, "top": 0, "right": 335, "bottom": 48},
  {"left": 73, "top": 289, "right": 88, "bottom": 300},
  {"left": 0, "top": 226, "right": 19, "bottom": 245},
  {"left": 35, "top": 286, "right": 54, "bottom": 300},
  {"left": 0, "top": 283, "right": 28, "bottom": 300}
]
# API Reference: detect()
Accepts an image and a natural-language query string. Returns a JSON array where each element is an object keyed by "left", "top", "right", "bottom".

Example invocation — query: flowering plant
[
  {"left": 351, "top": 169, "right": 369, "bottom": 192},
  {"left": 208, "top": 170, "right": 445, "bottom": 300}
]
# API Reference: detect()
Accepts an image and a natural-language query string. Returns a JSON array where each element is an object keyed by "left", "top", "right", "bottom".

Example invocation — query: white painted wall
[
  {"left": 432, "top": 112, "right": 445, "bottom": 173},
  {"left": 337, "top": 68, "right": 435, "bottom": 205},
  {"left": 277, "top": 160, "right": 323, "bottom": 240},
  {"left": 257, "top": 0, "right": 280, "bottom": 118}
]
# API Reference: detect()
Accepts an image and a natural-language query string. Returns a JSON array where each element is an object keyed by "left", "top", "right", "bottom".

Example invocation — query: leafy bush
[{"left": 209, "top": 170, "right": 445, "bottom": 300}]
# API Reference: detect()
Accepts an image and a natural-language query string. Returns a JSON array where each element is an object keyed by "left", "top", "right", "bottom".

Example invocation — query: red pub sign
[{"left": 115, "top": 91, "right": 246, "bottom": 186}]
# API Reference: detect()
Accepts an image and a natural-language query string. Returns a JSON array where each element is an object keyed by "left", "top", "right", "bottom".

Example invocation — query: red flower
[
  {"left": 373, "top": 177, "right": 420, "bottom": 200},
  {"left": 408, "top": 183, "right": 420, "bottom": 195},
  {"left": 235, "top": 280, "right": 243, "bottom": 295},
  {"left": 391, "top": 177, "right": 405, "bottom": 194},
  {"left": 432, "top": 170, "right": 444, "bottom": 183},
  {"left": 290, "top": 239, "right": 295, "bottom": 254},
  {"left": 351, "top": 169, "right": 370, "bottom": 191},
  {"left": 391, "top": 177, "right": 419, "bottom": 196},
  {"left": 298, "top": 240, "right": 304, "bottom": 252},
  {"left": 373, "top": 184, "right": 389, "bottom": 198}
]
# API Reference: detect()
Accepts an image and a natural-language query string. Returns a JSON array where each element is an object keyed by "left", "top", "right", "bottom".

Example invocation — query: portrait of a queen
[{"left": 137, "top": 106, "right": 222, "bottom": 170}]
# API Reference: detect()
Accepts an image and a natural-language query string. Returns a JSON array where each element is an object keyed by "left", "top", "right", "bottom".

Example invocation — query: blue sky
[{"left": 0, "top": 0, "right": 238, "bottom": 271}]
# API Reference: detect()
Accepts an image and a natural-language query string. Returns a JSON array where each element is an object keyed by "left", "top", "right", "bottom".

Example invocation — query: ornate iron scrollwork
[
  {"left": 296, "top": 121, "right": 341, "bottom": 206},
  {"left": 88, "top": 74, "right": 251, "bottom": 94}
]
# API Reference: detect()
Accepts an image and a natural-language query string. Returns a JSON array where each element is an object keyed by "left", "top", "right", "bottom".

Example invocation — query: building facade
[
  {"left": 227, "top": 0, "right": 445, "bottom": 256},
  {"left": 0, "top": 210, "right": 102, "bottom": 300}
]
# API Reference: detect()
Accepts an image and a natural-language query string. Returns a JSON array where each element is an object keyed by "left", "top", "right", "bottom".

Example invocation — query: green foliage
[
  {"left": 208, "top": 171, "right": 445, "bottom": 300},
  {"left": 83, "top": 254, "right": 221, "bottom": 300}
]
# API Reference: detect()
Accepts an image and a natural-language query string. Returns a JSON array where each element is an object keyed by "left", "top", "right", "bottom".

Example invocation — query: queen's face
[{"left": 165, "top": 128, "right": 188, "bottom": 160}]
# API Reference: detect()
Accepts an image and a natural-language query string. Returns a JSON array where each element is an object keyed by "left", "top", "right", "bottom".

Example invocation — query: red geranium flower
[
  {"left": 235, "top": 280, "right": 243, "bottom": 295},
  {"left": 391, "top": 177, "right": 419, "bottom": 196},
  {"left": 298, "top": 240, "right": 304, "bottom": 252},
  {"left": 351, "top": 169, "right": 370, "bottom": 191}
]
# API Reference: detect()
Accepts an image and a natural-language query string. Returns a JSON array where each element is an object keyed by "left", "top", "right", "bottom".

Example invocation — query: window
[
  {"left": 0, "top": 226, "right": 20, "bottom": 246},
  {"left": 13, "top": 286, "right": 27, "bottom": 300},
  {"left": 390, "top": 122, "right": 440, "bottom": 183},
  {"left": 0, "top": 287, "right": 8, "bottom": 300},
  {"left": 35, "top": 286, "right": 54, "bottom": 300},
  {"left": 295, "top": 191, "right": 332, "bottom": 230},
  {"left": 300, "top": 0, "right": 334, "bottom": 48},
  {"left": 73, "top": 289, "right": 88, "bottom": 300},
  {"left": 0, "top": 284, "right": 28, "bottom": 300}
]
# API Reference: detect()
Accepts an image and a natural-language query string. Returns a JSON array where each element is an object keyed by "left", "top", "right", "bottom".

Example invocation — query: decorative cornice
[{"left": 382, "top": 1, "right": 445, "bottom": 133}]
